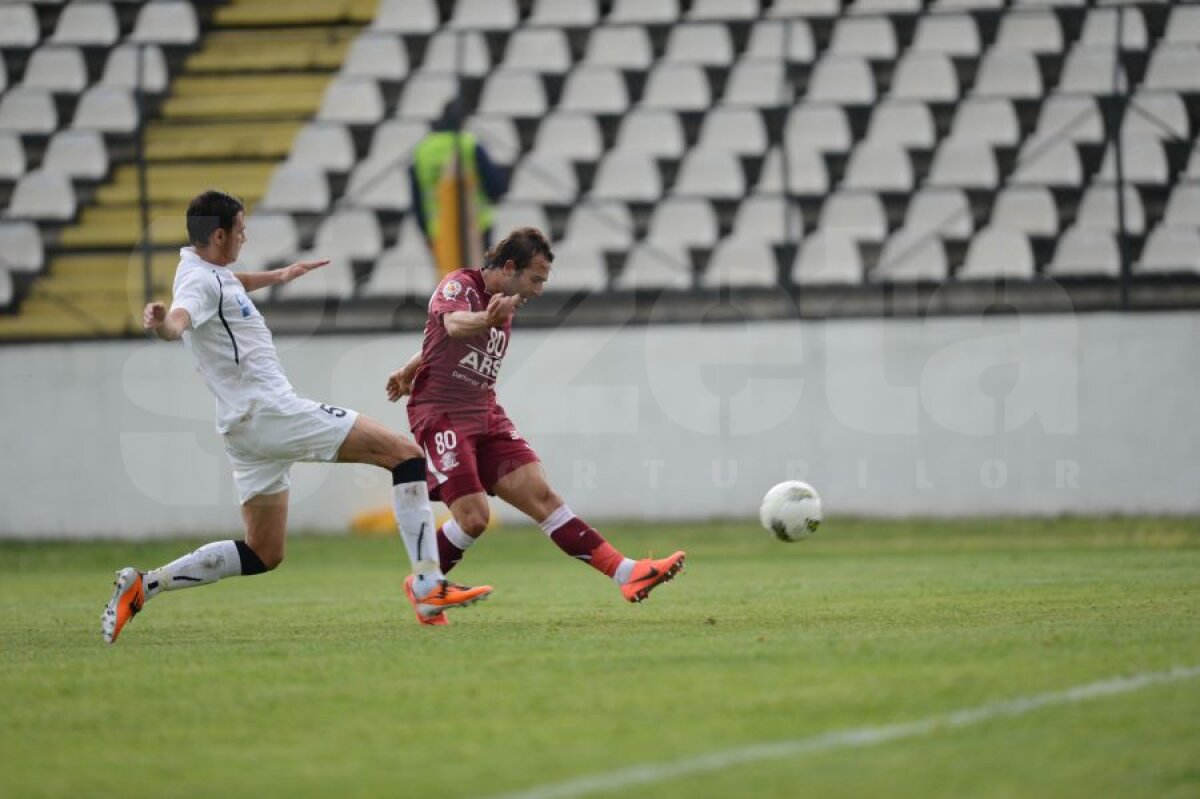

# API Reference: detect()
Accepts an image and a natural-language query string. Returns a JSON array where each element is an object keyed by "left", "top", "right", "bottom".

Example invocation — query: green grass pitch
[{"left": 2, "top": 518, "right": 1199, "bottom": 798}]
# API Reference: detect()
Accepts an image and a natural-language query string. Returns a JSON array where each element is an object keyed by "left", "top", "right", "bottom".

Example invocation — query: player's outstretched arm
[
  {"left": 386, "top": 351, "right": 422, "bottom": 402},
  {"left": 235, "top": 259, "right": 329, "bottom": 293},
  {"left": 143, "top": 302, "right": 192, "bottom": 342},
  {"left": 443, "top": 294, "right": 521, "bottom": 338}
]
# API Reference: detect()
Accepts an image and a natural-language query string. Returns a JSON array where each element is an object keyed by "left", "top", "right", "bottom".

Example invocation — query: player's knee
[
  {"left": 458, "top": 510, "right": 489, "bottom": 537},
  {"left": 390, "top": 435, "right": 423, "bottom": 465}
]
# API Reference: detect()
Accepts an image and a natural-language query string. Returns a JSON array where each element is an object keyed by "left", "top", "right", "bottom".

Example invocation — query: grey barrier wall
[{"left": 1, "top": 310, "right": 1197, "bottom": 538}]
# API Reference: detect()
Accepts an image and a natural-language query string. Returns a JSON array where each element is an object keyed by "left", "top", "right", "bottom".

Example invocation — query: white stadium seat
[
  {"left": 540, "top": 240, "right": 608, "bottom": 292},
  {"left": 318, "top": 78, "right": 384, "bottom": 125},
  {"left": 732, "top": 194, "right": 803, "bottom": 243},
  {"left": 890, "top": 52, "right": 959, "bottom": 102},
  {"left": 933, "top": 0, "right": 1002, "bottom": 9},
  {"left": 903, "top": 188, "right": 973, "bottom": 239},
  {"left": 808, "top": 56, "right": 875, "bottom": 105},
  {"left": 973, "top": 49, "right": 1042, "bottom": 99},
  {"left": 689, "top": 0, "right": 759, "bottom": 21},
  {"left": 1144, "top": 45, "right": 1200, "bottom": 91},
  {"left": 912, "top": 14, "right": 980, "bottom": 56},
  {"left": 613, "top": 109, "right": 685, "bottom": 158},
  {"left": 865, "top": 101, "right": 936, "bottom": 149},
  {"left": 344, "top": 157, "right": 411, "bottom": 212},
  {"left": 315, "top": 210, "right": 383, "bottom": 262},
  {"left": 0, "top": 134, "right": 25, "bottom": 181},
  {"left": 367, "top": 120, "right": 429, "bottom": 164},
  {"left": 260, "top": 164, "right": 330, "bottom": 214},
  {"left": 672, "top": 149, "right": 745, "bottom": 200},
  {"left": 990, "top": 186, "right": 1059, "bottom": 236},
  {"left": 724, "top": 60, "right": 792, "bottom": 108},
  {"left": 1011, "top": 138, "right": 1083, "bottom": 187},
  {"left": 529, "top": 0, "right": 600, "bottom": 28},
  {"left": 664, "top": 24, "right": 734, "bottom": 66},
  {"left": 290, "top": 123, "right": 356, "bottom": 173},
  {"left": 589, "top": 151, "right": 662, "bottom": 202},
  {"left": 770, "top": 0, "right": 840, "bottom": 18},
  {"left": 1123, "top": 92, "right": 1189, "bottom": 141},
  {"left": 22, "top": 46, "right": 89, "bottom": 95},
  {"left": 130, "top": 1, "right": 199, "bottom": 46},
  {"left": 478, "top": 70, "right": 548, "bottom": 118},
  {"left": 830, "top": 17, "right": 897, "bottom": 59},
  {"left": 996, "top": 10, "right": 1063, "bottom": 53},
  {"left": 698, "top": 107, "right": 769, "bottom": 155},
  {"left": 1164, "top": 183, "right": 1200, "bottom": 227},
  {"left": 849, "top": 0, "right": 921, "bottom": 12},
  {"left": 1139, "top": 226, "right": 1200, "bottom": 275},
  {"left": 1165, "top": 6, "right": 1200, "bottom": 46},
  {"left": 928, "top": 139, "right": 999, "bottom": 189},
  {"left": 646, "top": 197, "right": 719, "bottom": 247},
  {"left": 534, "top": 113, "right": 604, "bottom": 162},
  {"left": 820, "top": 190, "right": 888, "bottom": 242},
  {"left": 641, "top": 64, "right": 710, "bottom": 112},
  {"left": 959, "top": 227, "right": 1035, "bottom": 279},
  {"left": 1097, "top": 135, "right": 1169, "bottom": 186},
  {"left": 373, "top": 0, "right": 438, "bottom": 34},
  {"left": 560, "top": 67, "right": 629, "bottom": 114},
  {"left": 509, "top": 153, "right": 577, "bottom": 204},
  {"left": 362, "top": 218, "right": 436, "bottom": 298},
  {"left": 238, "top": 214, "right": 299, "bottom": 271},
  {"left": 41, "top": 130, "right": 108, "bottom": 180},
  {"left": 1075, "top": 184, "right": 1145, "bottom": 235},
  {"left": 52, "top": 3, "right": 119, "bottom": 47},
  {"left": 7, "top": 170, "right": 76, "bottom": 221},
  {"left": 792, "top": 230, "right": 864, "bottom": 285},
  {"left": 609, "top": 0, "right": 679, "bottom": 25},
  {"left": 0, "top": 268, "right": 11, "bottom": 308},
  {"left": 584, "top": 26, "right": 654, "bottom": 70},
  {"left": 492, "top": 201, "right": 553, "bottom": 240},
  {"left": 564, "top": 201, "right": 635, "bottom": 250},
  {"left": 502, "top": 29, "right": 572, "bottom": 74},
  {"left": 616, "top": 241, "right": 693, "bottom": 291},
  {"left": 1035, "top": 94, "right": 1104, "bottom": 143},
  {"left": 843, "top": 143, "right": 913, "bottom": 192},
  {"left": 875, "top": 228, "right": 949, "bottom": 282},
  {"left": 702, "top": 239, "right": 778, "bottom": 288},
  {"left": 464, "top": 115, "right": 521, "bottom": 166},
  {"left": 420, "top": 31, "right": 490, "bottom": 76},
  {"left": 787, "top": 104, "right": 852, "bottom": 153},
  {"left": 343, "top": 34, "right": 409, "bottom": 81},
  {"left": 101, "top": 44, "right": 169, "bottom": 93},
  {"left": 450, "top": 0, "right": 518, "bottom": 31},
  {"left": 275, "top": 253, "right": 355, "bottom": 300},
  {"left": 0, "top": 57, "right": 6, "bottom": 95},
  {"left": 0, "top": 221, "right": 45, "bottom": 273},
  {"left": 0, "top": 88, "right": 57, "bottom": 135},
  {"left": 397, "top": 73, "right": 459, "bottom": 120},
  {"left": 950, "top": 98, "right": 1021, "bottom": 147},
  {"left": 1048, "top": 226, "right": 1119, "bottom": 277},
  {"left": 1059, "top": 46, "right": 1128, "bottom": 95},
  {"left": 72, "top": 87, "right": 138, "bottom": 134},
  {"left": 1081, "top": 8, "right": 1148, "bottom": 50},
  {"left": 0, "top": 5, "right": 39, "bottom": 50},
  {"left": 757, "top": 146, "right": 829, "bottom": 196},
  {"left": 745, "top": 20, "right": 816, "bottom": 63}
]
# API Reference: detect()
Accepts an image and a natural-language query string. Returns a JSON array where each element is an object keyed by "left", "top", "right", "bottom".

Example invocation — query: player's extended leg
[
  {"left": 436, "top": 492, "right": 491, "bottom": 574},
  {"left": 101, "top": 492, "right": 284, "bottom": 644},
  {"left": 335, "top": 414, "right": 491, "bottom": 624},
  {"left": 493, "top": 463, "right": 686, "bottom": 603}
]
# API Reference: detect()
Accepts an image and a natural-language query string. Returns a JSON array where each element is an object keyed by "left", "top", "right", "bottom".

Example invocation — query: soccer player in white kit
[{"left": 101, "top": 190, "right": 491, "bottom": 643}]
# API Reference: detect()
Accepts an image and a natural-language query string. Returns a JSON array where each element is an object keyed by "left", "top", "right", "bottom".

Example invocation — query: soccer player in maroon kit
[{"left": 386, "top": 227, "right": 685, "bottom": 625}]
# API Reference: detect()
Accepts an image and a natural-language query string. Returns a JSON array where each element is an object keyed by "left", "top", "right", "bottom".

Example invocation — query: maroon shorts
[{"left": 414, "top": 408, "right": 540, "bottom": 507}]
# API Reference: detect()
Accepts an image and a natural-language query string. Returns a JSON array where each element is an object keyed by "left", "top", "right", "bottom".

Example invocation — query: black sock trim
[
  {"left": 392, "top": 457, "right": 426, "bottom": 485},
  {"left": 235, "top": 540, "right": 268, "bottom": 576}
]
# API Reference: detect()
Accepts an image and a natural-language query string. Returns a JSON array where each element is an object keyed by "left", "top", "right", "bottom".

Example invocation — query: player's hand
[
  {"left": 278, "top": 259, "right": 330, "bottom": 284},
  {"left": 143, "top": 302, "right": 166, "bottom": 331},
  {"left": 385, "top": 368, "right": 415, "bottom": 402},
  {"left": 484, "top": 293, "right": 521, "bottom": 327}
]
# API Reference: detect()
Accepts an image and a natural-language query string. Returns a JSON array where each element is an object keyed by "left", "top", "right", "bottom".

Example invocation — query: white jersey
[{"left": 170, "top": 247, "right": 303, "bottom": 433}]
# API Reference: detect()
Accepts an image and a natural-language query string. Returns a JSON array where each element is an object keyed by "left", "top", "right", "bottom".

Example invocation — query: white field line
[{"left": 486, "top": 665, "right": 1200, "bottom": 799}]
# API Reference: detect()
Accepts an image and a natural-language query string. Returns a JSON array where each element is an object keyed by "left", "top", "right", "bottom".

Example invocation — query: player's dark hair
[
  {"left": 483, "top": 227, "right": 554, "bottom": 272},
  {"left": 186, "top": 190, "right": 244, "bottom": 246}
]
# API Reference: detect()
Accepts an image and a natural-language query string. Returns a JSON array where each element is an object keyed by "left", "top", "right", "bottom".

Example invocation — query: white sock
[
  {"left": 392, "top": 469, "right": 444, "bottom": 596},
  {"left": 538, "top": 504, "right": 574, "bottom": 535},
  {"left": 442, "top": 517, "right": 476, "bottom": 551},
  {"left": 613, "top": 559, "right": 636, "bottom": 585},
  {"left": 144, "top": 540, "right": 241, "bottom": 598}
]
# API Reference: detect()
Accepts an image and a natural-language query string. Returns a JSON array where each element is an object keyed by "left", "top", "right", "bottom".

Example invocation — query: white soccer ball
[{"left": 759, "top": 480, "right": 823, "bottom": 542}]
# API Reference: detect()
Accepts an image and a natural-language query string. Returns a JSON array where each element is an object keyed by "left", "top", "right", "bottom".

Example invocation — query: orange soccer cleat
[
  {"left": 621, "top": 550, "right": 686, "bottom": 603},
  {"left": 101, "top": 567, "right": 145, "bottom": 644},
  {"left": 403, "top": 575, "right": 492, "bottom": 626}
]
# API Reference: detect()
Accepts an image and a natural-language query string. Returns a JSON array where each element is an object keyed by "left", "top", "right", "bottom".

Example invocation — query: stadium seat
[
  {"left": 1165, "top": 6, "right": 1200, "bottom": 45},
  {"left": 616, "top": 241, "right": 693, "bottom": 291},
  {"left": 1011, "top": 138, "right": 1083, "bottom": 187},
  {"left": 22, "top": 46, "right": 89, "bottom": 95},
  {"left": 646, "top": 197, "right": 719, "bottom": 247},
  {"left": 614, "top": 109, "right": 686, "bottom": 158},
  {"left": 0, "top": 268, "right": 11, "bottom": 308},
  {"left": 1059, "top": 47, "right": 1128, "bottom": 95},
  {"left": 808, "top": 56, "right": 876, "bottom": 105},
  {"left": 344, "top": 157, "right": 411, "bottom": 212},
  {"left": 912, "top": 14, "right": 980, "bottom": 56},
  {"left": 289, "top": 123, "right": 356, "bottom": 173},
  {"left": 275, "top": 252, "right": 355, "bottom": 300},
  {"left": 502, "top": 29, "right": 572, "bottom": 75},
  {"left": 1164, "top": 182, "right": 1200, "bottom": 227},
  {"left": 0, "top": 4, "right": 39, "bottom": 50},
  {"left": 1035, "top": 94, "right": 1104, "bottom": 143},
  {"left": 819, "top": 190, "right": 888, "bottom": 242},
  {"left": 130, "top": 1, "right": 199, "bottom": 46},
  {"left": 343, "top": 34, "right": 410, "bottom": 81},
  {"left": 928, "top": 139, "right": 999, "bottom": 189},
  {"left": 875, "top": 228, "right": 949, "bottom": 282},
  {"left": 7, "top": 170, "right": 76, "bottom": 221},
  {"left": 560, "top": 67, "right": 630, "bottom": 114},
  {"left": 314, "top": 209, "right": 384, "bottom": 262},
  {"left": 1080, "top": 8, "right": 1148, "bottom": 50},
  {"left": 792, "top": 230, "right": 864, "bottom": 285},
  {"left": 420, "top": 31, "right": 490, "bottom": 76},
  {"left": 0, "top": 58, "right": 6, "bottom": 94},
  {"left": 959, "top": 227, "right": 1035, "bottom": 279},
  {"left": 0, "top": 221, "right": 45, "bottom": 273},
  {"left": 398, "top": 74, "right": 460, "bottom": 119},
  {"left": 996, "top": 10, "right": 1063, "bottom": 53},
  {"left": 367, "top": 120, "right": 430, "bottom": 165},
  {"left": 865, "top": 101, "right": 936, "bottom": 149},
  {"left": 373, "top": 0, "right": 438, "bottom": 34},
  {"left": 849, "top": 0, "right": 922, "bottom": 13},
  {"left": 259, "top": 164, "right": 330, "bottom": 214},
  {"left": 464, "top": 115, "right": 521, "bottom": 166},
  {"left": 1075, "top": 184, "right": 1145, "bottom": 235},
  {"left": 830, "top": 17, "right": 897, "bottom": 60},
  {"left": 238, "top": 214, "right": 299, "bottom": 271},
  {"left": 1139, "top": 226, "right": 1200, "bottom": 274},
  {"left": 492, "top": 201, "right": 553, "bottom": 238},
  {"left": 903, "top": 188, "right": 973, "bottom": 239},
  {"left": 950, "top": 98, "right": 1021, "bottom": 147},
  {"left": 973, "top": 49, "right": 1042, "bottom": 99},
  {"left": 318, "top": 78, "right": 385, "bottom": 126},
  {"left": 563, "top": 201, "right": 634, "bottom": 250},
  {"left": 41, "top": 130, "right": 108, "bottom": 180},
  {"left": 745, "top": 20, "right": 816, "bottom": 63},
  {"left": 534, "top": 113, "right": 604, "bottom": 162},
  {"left": 641, "top": 64, "right": 711, "bottom": 112},
  {"left": 664, "top": 24, "right": 734, "bottom": 66},
  {"left": 51, "top": 3, "right": 119, "bottom": 47},
  {"left": 702, "top": 238, "right": 778, "bottom": 288},
  {"left": 364, "top": 240, "right": 440, "bottom": 297},
  {"left": 758, "top": 146, "right": 829, "bottom": 196},
  {"left": 890, "top": 52, "right": 958, "bottom": 102},
  {"left": 1123, "top": 92, "right": 1189, "bottom": 141},
  {"left": 672, "top": 150, "right": 745, "bottom": 200},
  {"left": 101, "top": 44, "right": 169, "bottom": 93},
  {"left": 0, "top": 89, "right": 58, "bottom": 136},
  {"left": 1144, "top": 45, "right": 1200, "bottom": 91},
  {"left": 844, "top": 143, "right": 913, "bottom": 192},
  {"left": 529, "top": 0, "right": 600, "bottom": 28},
  {"left": 72, "top": 87, "right": 138, "bottom": 134},
  {"left": 731, "top": 194, "right": 803, "bottom": 243},
  {"left": 539, "top": 240, "right": 608, "bottom": 292},
  {"left": 724, "top": 60, "right": 792, "bottom": 108},
  {"left": 609, "top": 0, "right": 680, "bottom": 25},
  {"left": 933, "top": 0, "right": 1003, "bottom": 9},
  {"left": 478, "top": 70, "right": 548, "bottom": 118},
  {"left": 590, "top": 151, "right": 662, "bottom": 202},
  {"left": 689, "top": 0, "right": 759, "bottom": 21},
  {"left": 990, "top": 186, "right": 1059, "bottom": 237},
  {"left": 1097, "top": 135, "right": 1169, "bottom": 186},
  {"left": 1048, "top": 226, "right": 1120, "bottom": 277},
  {"left": 509, "top": 153, "right": 578, "bottom": 204},
  {"left": 1188, "top": 141, "right": 1200, "bottom": 178},
  {"left": 787, "top": 104, "right": 852, "bottom": 153},
  {"left": 0, "top": 134, "right": 25, "bottom": 181},
  {"left": 450, "top": 0, "right": 518, "bottom": 31},
  {"left": 698, "top": 107, "right": 769, "bottom": 155},
  {"left": 769, "top": 0, "right": 840, "bottom": 18},
  {"left": 583, "top": 26, "right": 654, "bottom": 70}
]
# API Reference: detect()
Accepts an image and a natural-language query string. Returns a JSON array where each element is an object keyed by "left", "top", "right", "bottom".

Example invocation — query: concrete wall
[{"left": 2, "top": 310, "right": 1197, "bottom": 538}]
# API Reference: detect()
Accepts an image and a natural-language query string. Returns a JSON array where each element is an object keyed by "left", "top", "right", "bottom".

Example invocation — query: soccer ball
[{"left": 759, "top": 481, "right": 823, "bottom": 542}]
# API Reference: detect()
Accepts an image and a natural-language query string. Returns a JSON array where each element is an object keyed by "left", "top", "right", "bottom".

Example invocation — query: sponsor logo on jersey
[
  {"left": 458, "top": 350, "right": 503, "bottom": 380},
  {"left": 235, "top": 293, "right": 253, "bottom": 318},
  {"left": 441, "top": 279, "right": 463, "bottom": 301}
]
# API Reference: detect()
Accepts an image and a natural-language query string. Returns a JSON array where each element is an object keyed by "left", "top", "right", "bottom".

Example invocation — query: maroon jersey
[{"left": 408, "top": 268, "right": 512, "bottom": 433}]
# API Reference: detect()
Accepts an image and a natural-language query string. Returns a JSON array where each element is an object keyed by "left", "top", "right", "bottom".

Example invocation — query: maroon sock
[
  {"left": 549, "top": 517, "right": 624, "bottom": 577},
  {"left": 436, "top": 525, "right": 464, "bottom": 575}
]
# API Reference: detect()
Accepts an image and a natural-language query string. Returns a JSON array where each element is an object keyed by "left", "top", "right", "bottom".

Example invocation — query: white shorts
[{"left": 222, "top": 399, "right": 359, "bottom": 504}]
